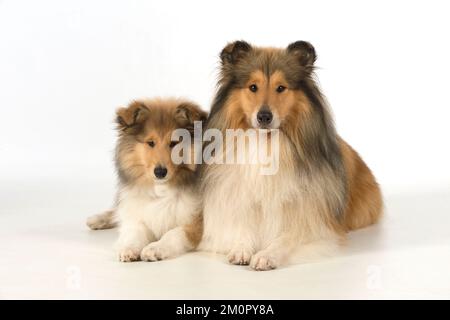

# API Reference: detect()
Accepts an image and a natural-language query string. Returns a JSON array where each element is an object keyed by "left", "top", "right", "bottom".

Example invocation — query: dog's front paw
[
  {"left": 118, "top": 248, "right": 141, "bottom": 262},
  {"left": 227, "top": 248, "right": 253, "bottom": 265},
  {"left": 140, "top": 242, "right": 173, "bottom": 262},
  {"left": 250, "top": 251, "right": 279, "bottom": 271}
]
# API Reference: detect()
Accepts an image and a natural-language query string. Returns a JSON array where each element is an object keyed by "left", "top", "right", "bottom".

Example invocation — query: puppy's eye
[
  {"left": 276, "top": 85, "right": 286, "bottom": 93},
  {"left": 147, "top": 141, "right": 155, "bottom": 148},
  {"left": 169, "top": 141, "right": 178, "bottom": 148},
  {"left": 249, "top": 84, "right": 258, "bottom": 93}
]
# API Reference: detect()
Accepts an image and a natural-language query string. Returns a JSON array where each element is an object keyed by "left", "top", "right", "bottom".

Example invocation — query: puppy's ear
[
  {"left": 220, "top": 40, "right": 252, "bottom": 65},
  {"left": 116, "top": 101, "right": 149, "bottom": 131},
  {"left": 287, "top": 41, "right": 317, "bottom": 67},
  {"left": 175, "top": 102, "right": 207, "bottom": 130}
]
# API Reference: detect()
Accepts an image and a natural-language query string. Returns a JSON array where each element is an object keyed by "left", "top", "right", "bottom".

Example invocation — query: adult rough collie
[
  {"left": 87, "top": 98, "right": 206, "bottom": 262},
  {"left": 198, "top": 41, "right": 383, "bottom": 270}
]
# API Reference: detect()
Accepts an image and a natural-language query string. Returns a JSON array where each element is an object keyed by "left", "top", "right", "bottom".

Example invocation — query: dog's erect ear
[
  {"left": 175, "top": 102, "right": 208, "bottom": 129},
  {"left": 116, "top": 101, "right": 149, "bottom": 130},
  {"left": 287, "top": 41, "right": 317, "bottom": 67},
  {"left": 220, "top": 40, "right": 252, "bottom": 65}
]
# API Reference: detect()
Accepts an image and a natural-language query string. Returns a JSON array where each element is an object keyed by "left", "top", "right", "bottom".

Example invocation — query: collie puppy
[
  {"left": 87, "top": 98, "right": 207, "bottom": 262},
  {"left": 198, "top": 41, "right": 383, "bottom": 270}
]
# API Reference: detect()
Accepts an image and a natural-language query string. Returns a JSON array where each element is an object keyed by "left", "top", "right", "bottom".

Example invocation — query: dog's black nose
[
  {"left": 257, "top": 108, "right": 273, "bottom": 125},
  {"left": 154, "top": 166, "right": 168, "bottom": 179}
]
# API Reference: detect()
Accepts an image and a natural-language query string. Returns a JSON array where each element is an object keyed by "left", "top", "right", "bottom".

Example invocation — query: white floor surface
[{"left": 1, "top": 179, "right": 449, "bottom": 299}]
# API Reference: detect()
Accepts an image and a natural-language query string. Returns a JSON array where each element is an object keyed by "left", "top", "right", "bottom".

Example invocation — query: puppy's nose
[
  {"left": 257, "top": 107, "right": 273, "bottom": 125},
  {"left": 154, "top": 166, "right": 168, "bottom": 179}
]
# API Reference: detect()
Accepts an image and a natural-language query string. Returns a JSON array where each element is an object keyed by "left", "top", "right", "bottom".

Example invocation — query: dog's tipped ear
[
  {"left": 287, "top": 41, "right": 317, "bottom": 67},
  {"left": 116, "top": 101, "right": 149, "bottom": 130},
  {"left": 220, "top": 40, "right": 252, "bottom": 65},
  {"left": 175, "top": 102, "right": 208, "bottom": 128}
]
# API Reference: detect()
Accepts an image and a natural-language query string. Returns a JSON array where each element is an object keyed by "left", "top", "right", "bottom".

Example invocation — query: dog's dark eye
[
  {"left": 169, "top": 141, "right": 178, "bottom": 148},
  {"left": 276, "top": 85, "right": 286, "bottom": 93},
  {"left": 147, "top": 141, "right": 155, "bottom": 148},
  {"left": 249, "top": 84, "right": 258, "bottom": 92}
]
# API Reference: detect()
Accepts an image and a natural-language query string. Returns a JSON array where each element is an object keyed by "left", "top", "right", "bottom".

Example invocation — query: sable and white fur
[
  {"left": 115, "top": 182, "right": 200, "bottom": 262},
  {"left": 198, "top": 41, "right": 383, "bottom": 270},
  {"left": 87, "top": 98, "right": 206, "bottom": 262}
]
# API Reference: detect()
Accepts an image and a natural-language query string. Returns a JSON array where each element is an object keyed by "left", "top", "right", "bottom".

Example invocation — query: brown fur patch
[
  {"left": 203, "top": 40, "right": 383, "bottom": 235},
  {"left": 183, "top": 214, "right": 203, "bottom": 247},
  {"left": 340, "top": 139, "right": 383, "bottom": 230},
  {"left": 115, "top": 98, "right": 207, "bottom": 188}
]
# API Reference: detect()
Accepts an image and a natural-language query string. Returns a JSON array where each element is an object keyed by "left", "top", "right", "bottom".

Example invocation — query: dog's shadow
[{"left": 340, "top": 189, "right": 450, "bottom": 257}]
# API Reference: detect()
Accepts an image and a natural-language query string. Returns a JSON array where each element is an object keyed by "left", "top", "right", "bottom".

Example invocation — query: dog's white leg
[
  {"left": 249, "top": 235, "right": 296, "bottom": 271},
  {"left": 116, "top": 222, "right": 153, "bottom": 262},
  {"left": 140, "top": 226, "right": 194, "bottom": 261},
  {"left": 250, "top": 235, "right": 340, "bottom": 270},
  {"left": 86, "top": 210, "right": 118, "bottom": 230},
  {"left": 227, "top": 236, "right": 256, "bottom": 265},
  {"left": 224, "top": 219, "right": 257, "bottom": 265}
]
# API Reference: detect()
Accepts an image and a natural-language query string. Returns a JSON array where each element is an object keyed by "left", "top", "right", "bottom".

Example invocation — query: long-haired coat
[
  {"left": 87, "top": 98, "right": 207, "bottom": 262},
  {"left": 198, "top": 41, "right": 383, "bottom": 270}
]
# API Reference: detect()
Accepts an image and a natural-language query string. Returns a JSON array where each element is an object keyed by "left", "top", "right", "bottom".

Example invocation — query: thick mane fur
[
  {"left": 199, "top": 41, "right": 382, "bottom": 270},
  {"left": 203, "top": 48, "right": 347, "bottom": 220}
]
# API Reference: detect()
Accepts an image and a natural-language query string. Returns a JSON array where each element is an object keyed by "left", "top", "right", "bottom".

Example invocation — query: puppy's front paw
[
  {"left": 250, "top": 251, "right": 279, "bottom": 271},
  {"left": 227, "top": 248, "right": 253, "bottom": 265},
  {"left": 140, "top": 242, "right": 172, "bottom": 262},
  {"left": 118, "top": 248, "right": 141, "bottom": 262}
]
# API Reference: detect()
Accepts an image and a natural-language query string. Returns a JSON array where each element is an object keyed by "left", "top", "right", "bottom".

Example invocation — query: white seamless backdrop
[
  {"left": 1, "top": 0, "right": 450, "bottom": 299},
  {"left": 1, "top": 0, "right": 450, "bottom": 194}
]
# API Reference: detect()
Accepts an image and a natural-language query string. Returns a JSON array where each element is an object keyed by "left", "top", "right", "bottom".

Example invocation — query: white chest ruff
[
  {"left": 199, "top": 134, "right": 304, "bottom": 253},
  {"left": 117, "top": 184, "right": 199, "bottom": 240}
]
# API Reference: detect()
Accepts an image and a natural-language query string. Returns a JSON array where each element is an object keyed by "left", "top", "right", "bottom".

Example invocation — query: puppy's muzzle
[{"left": 154, "top": 166, "right": 168, "bottom": 179}]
